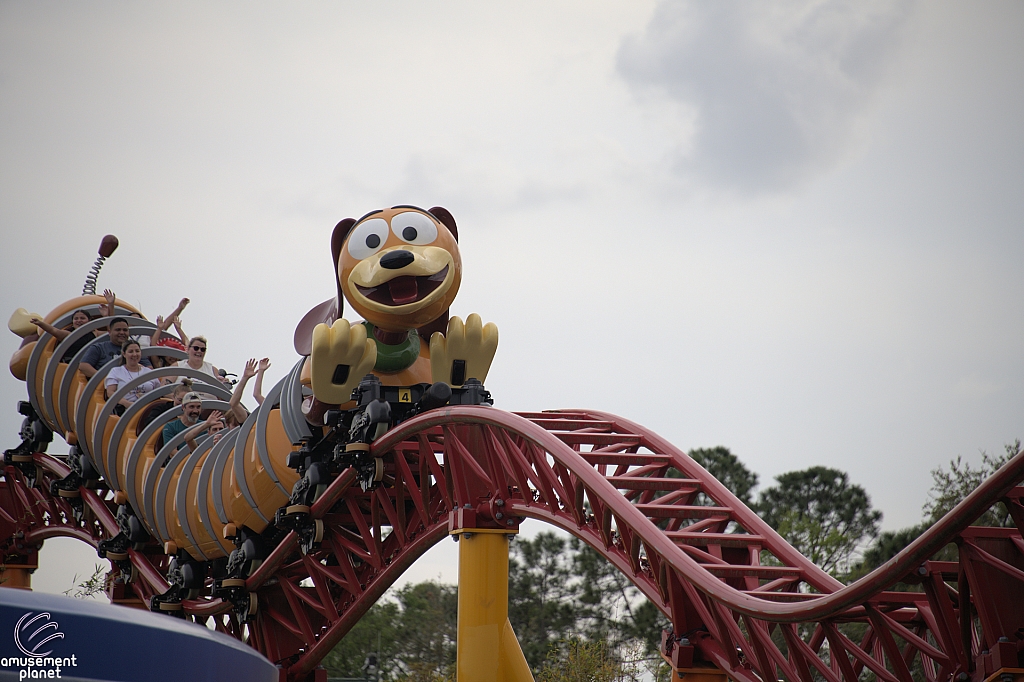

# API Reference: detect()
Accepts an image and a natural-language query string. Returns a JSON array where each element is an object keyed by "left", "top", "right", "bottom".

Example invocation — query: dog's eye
[
  {"left": 347, "top": 219, "right": 390, "bottom": 260},
  {"left": 391, "top": 212, "right": 438, "bottom": 246}
]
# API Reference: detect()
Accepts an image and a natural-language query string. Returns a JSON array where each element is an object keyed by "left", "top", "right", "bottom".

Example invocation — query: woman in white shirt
[
  {"left": 105, "top": 339, "right": 164, "bottom": 413},
  {"left": 180, "top": 335, "right": 223, "bottom": 382}
]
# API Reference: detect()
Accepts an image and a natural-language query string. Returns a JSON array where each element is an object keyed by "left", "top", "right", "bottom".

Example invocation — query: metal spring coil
[{"left": 82, "top": 255, "right": 107, "bottom": 296}]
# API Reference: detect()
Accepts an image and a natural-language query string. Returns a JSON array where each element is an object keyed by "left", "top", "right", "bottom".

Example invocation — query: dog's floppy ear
[
  {"left": 331, "top": 218, "right": 357, "bottom": 305},
  {"left": 292, "top": 218, "right": 355, "bottom": 356},
  {"left": 294, "top": 298, "right": 338, "bottom": 356},
  {"left": 428, "top": 206, "right": 458, "bottom": 242}
]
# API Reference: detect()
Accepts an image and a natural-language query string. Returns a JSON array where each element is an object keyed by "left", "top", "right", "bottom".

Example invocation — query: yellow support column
[{"left": 454, "top": 528, "right": 534, "bottom": 682}]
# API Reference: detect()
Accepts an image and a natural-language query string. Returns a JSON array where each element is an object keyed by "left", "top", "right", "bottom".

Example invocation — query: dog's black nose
[{"left": 380, "top": 250, "right": 415, "bottom": 270}]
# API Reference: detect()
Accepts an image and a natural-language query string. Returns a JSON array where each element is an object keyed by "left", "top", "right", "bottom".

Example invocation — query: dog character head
[
  {"left": 292, "top": 206, "right": 461, "bottom": 355},
  {"left": 333, "top": 205, "right": 461, "bottom": 332}
]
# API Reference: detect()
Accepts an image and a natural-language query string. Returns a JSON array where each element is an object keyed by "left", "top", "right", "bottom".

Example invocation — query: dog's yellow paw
[
  {"left": 310, "top": 319, "right": 377, "bottom": 404},
  {"left": 430, "top": 314, "right": 498, "bottom": 387},
  {"left": 8, "top": 308, "right": 44, "bottom": 338}
]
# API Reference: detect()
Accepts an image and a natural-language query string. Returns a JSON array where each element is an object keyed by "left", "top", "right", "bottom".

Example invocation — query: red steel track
[{"left": 3, "top": 406, "right": 1024, "bottom": 681}]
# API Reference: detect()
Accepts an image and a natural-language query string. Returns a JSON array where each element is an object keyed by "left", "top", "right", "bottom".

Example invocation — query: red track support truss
[{"left": 4, "top": 407, "right": 1024, "bottom": 682}]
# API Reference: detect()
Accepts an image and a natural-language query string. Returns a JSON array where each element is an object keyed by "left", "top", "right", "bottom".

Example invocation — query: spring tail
[
  {"left": 82, "top": 235, "right": 119, "bottom": 296},
  {"left": 82, "top": 255, "right": 107, "bottom": 296}
]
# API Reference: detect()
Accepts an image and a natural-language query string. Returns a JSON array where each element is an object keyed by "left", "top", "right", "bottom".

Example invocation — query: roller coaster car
[{"left": 6, "top": 210, "right": 500, "bottom": 621}]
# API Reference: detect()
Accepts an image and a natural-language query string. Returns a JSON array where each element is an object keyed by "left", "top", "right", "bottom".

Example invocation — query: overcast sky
[{"left": 3, "top": 1, "right": 1022, "bottom": 597}]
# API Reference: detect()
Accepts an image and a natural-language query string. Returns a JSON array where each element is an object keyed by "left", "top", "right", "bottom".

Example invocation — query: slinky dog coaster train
[{"left": 3, "top": 207, "right": 1024, "bottom": 682}]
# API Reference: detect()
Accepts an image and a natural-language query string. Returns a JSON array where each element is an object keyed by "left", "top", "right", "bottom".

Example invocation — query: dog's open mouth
[{"left": 355, "top": 266, "right": 449, "bottom": 306}]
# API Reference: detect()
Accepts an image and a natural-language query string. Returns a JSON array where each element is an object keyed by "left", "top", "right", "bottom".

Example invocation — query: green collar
[{"left": 363, "top": 322, "right": 420, "bottom": 373}]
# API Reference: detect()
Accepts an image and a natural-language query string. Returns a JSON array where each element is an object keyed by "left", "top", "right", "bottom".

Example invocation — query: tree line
[{"left": 323, "top": 440, "right": 1021, "bottom": 680}]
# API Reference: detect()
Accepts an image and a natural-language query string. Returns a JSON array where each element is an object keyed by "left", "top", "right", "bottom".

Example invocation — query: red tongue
[{"left": 388, "top": 277, "right": 419, "bottom": 305}]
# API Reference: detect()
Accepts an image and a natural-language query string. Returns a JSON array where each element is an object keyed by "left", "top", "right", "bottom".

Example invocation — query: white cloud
[{"left": 618, "top": 0, "right": 913, "bottom": 191}]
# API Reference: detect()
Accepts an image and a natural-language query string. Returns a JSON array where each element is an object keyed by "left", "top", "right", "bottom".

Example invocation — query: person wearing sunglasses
[{"left": 178, "top": 335, "right": 226, "bottom": 385}]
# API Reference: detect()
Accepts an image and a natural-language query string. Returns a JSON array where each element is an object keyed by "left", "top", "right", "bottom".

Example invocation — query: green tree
[
  {"left": 509, "top": 532, "right": 670, "bottom": 672},
  {"left": 393, "top": 581, "right": 458, "bottom": 674},
  {"left": 536, "top": 638, "right": 623, "bottom": 682},
  {"left": 846, "top": 522, "right": 933, "bottom": 586},
  {"left": 63, "top": 564, "right": 106, "bottom": 600},
  {"left": 322, "top": 599, "right": 400, "bottom": 679},
  {"left": 508, "top": 533, "right": 581, "bottom": 668},
  {"left": 572, "top": 539, "right": 667, "bottom": 656},
  {"left": 395, "top": 663, "right": 455, "bottom": 682},
  {"left": 923, "top": 440, "right": 1020, "bottom": 527},
  {"left": 850, "top": 439, "right": 1022, "bottom": 583},
  {"left": 687, "top": 447, "right": 759, "bottom": 506},
  {"left": 757, "top": 466, "right": 881, "bottom": 575},
  {"left": 322, "top": 580, "right": 456, "bottom": 680},
  {"left": 856, "top": 523, "right": 930, "bottom": 570}
]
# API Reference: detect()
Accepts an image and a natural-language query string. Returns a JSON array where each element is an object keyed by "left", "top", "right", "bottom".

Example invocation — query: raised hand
[
  {"left": 243, "top": 358, "right": 258, "bottom": 380},
  {"left": 253, "top": 357, "right": 270, "bottom": 406}
]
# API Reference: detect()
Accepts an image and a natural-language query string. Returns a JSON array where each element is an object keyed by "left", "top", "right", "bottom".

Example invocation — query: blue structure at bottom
[{"left": 0, "top": 589, "right": 278, "bottom": 682}]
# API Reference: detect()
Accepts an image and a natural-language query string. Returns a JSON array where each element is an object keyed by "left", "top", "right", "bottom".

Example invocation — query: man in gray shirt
[{"left": 79, "top": 317, "right": 150, "bottom": 378}]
